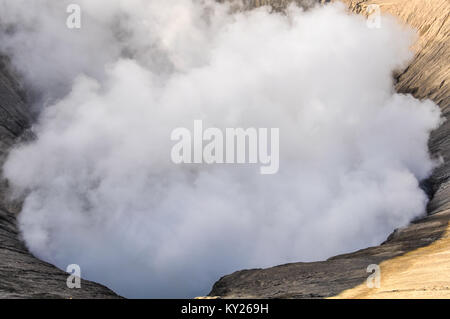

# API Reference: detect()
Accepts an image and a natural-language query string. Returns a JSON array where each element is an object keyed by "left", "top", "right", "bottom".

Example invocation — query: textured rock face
[
  {"left": 0, "top": 60, "right": 120, "bottom": 298},
  {"left": 0, "top": 57, "right": 29, "bottom": 158},
  {"left": 210, "top": 209, "right": 450, "bottom": 298},
  {"left": 210, "top": 0, "right": 450, "bottom": 298},
  {"left": 0, "top": 205, "right": 120, "bottom": 298},
  {"left": 343, "top": 0, "right": 450, "bottom": 215}
]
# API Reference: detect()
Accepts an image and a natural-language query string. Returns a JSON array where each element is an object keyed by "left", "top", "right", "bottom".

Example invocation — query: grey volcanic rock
[
  {"left": 0, "top": 205, "right": 120, "bottom": 298},
  {"left": 0, "top": 57, "right": 29, "bottom": 157},
  {"left": 210, "top": 209, "right": 450, "bottom": 298},
  {"left": 0, "top": 59, "right": 120, "bottom": 298},
  {"left": 343, "top": 0, "right": 450, "bottom": 215},
  {"left": 210, "top": 0, "right": 450, "bottom": 298}
]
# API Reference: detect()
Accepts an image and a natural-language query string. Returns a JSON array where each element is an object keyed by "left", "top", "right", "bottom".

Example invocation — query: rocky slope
[
  {"left": 0, "top": 59, "right": 120, "bottom": 298},
  {"left": 210, "top": 209, "right": 450, "bottom": 298},
  {"left": 344, "top": 0, "right": 450, "bottom": 215},
  {"left": 209, "top": 0, "right": 450, "bottom": 298}
]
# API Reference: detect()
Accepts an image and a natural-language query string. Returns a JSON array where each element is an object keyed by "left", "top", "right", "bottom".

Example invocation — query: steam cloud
[{"left": 0, "top": 0, "right": 442, "bottom": 297}]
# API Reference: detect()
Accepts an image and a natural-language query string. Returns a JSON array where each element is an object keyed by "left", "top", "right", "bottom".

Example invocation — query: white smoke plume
[{"left": 0, "top": 0, "right": 442, "bottom": 297}]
